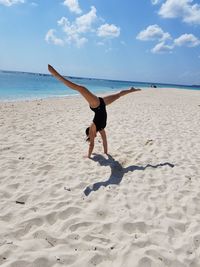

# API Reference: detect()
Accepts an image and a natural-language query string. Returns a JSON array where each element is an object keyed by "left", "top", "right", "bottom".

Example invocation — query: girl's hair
[{"left": 85, "top": 127, "right": 90, "bottom": 142}]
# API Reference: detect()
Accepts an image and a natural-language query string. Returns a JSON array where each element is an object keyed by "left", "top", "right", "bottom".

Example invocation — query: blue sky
[{"left": 0, "top": 0, "right": 200, "bottom": 85}]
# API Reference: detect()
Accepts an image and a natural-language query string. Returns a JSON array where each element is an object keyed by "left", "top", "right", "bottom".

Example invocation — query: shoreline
[{"left": 0, "top": 87, "right": 199, "bottom": 104}]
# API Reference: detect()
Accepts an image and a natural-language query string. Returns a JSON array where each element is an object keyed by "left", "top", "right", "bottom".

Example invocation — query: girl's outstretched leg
[
  {"left": 103, "top": 87, "right": 141, "bottom": 106},
  {"left": 48, "top": 65, "right": 99, "bottom": 108}
]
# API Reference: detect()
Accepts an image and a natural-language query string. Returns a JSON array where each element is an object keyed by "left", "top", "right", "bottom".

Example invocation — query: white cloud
[
  {"left": 45, "top": 29, "right": 64, "bottom": 46},
  {"left": 151, "top": 0, "right": 160, "bottom": 5},
  {"left": 57, "top": 17, "right": 87, "bottom": 47},
  {"left": 136, "top": 24, "right": 173, "bottom": 53},
  {"left": 57, "top": 17, "right": 69, "bottom": 28},
  {"left": 0, "top": 0, "right": 24, "bottom": 6},
  {"left": 56, "top": 6, "right": 96, "bottom": 47},
  {"left": 151, "top": 41, "right": 174, "bottom": 53},
  {"left": 174, "top": 33, "right": 200, "bottom": 47},
  {"left": 67, "top": 35, "right": 88, "bottom": 48},
  {"left": 159, "top": 0, "right": 200, "bottom": 24},
  {"left": 63, "top": 0, "right": 82, "bottom": 14},
  {"left": 137, "top": 27, "right": 200, "bottom": 53},
  {"left": 75, "top": 6, "right": 97, "bottom": 33},
  {"left": 136, "top": 24, "right": 171, "bottom": 41},
  {"left": 46, "top": 5, "right": 120, "bottom": 48},
  {"left": 97, "top": 23, "right": 120, "bottom": 38}
]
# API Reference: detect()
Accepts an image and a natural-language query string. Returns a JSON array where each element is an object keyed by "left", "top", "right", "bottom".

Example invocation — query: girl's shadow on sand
[{"left": 84, "top": 154, "right": 174, "bottom": 196}]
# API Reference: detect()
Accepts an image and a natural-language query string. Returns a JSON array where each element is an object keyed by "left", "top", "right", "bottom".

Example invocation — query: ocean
[{"left": 0, "top": 70, "right": 199, "bottom": 101}]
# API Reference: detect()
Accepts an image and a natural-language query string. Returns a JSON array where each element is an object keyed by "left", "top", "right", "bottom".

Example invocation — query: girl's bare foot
[{"left": 130, "top": 87, "right": 141, "bottom": 92}]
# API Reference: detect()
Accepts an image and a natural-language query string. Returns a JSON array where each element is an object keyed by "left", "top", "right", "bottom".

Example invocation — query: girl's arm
[
  {"left": 88, "top": 139, "right": 94, "bottom": 158},
  {"left": 99, "top": 129, "right": 108, "bottom": 154},
  {"left": 87, "top": 124, "right": 96, "bottom": 158}
]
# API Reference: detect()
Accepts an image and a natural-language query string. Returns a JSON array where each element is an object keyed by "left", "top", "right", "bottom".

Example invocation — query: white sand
[{"left": 0, "top": 88, "right": 200, "bottom": 267}]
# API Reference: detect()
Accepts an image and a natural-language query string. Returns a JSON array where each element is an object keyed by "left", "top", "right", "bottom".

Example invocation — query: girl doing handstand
[{"left": 48, "top": 65, "right": 141, "bottom": 158}]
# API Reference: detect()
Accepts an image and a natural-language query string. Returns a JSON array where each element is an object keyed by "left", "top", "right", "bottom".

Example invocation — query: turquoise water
[{"left": 0, "top": 70, "right": 199, "bottom": 101}]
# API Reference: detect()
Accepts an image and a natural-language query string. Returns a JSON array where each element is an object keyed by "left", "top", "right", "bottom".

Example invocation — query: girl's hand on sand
[{"left": 83, "top": 155, "right": 91, "bottom": 159}]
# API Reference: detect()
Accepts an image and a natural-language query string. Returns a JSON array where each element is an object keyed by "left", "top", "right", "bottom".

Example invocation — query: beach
[{"left": 0, "top": 88, "right": 200, "bottom": 267}]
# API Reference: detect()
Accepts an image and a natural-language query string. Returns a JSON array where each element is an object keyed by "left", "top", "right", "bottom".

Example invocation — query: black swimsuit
[{"left": 90, "top": 97, "right": 107, "bottom": 132}]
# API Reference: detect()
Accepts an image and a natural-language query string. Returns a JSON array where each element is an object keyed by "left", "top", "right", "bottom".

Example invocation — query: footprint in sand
[
  {"left": 59, "top": 207, "right": 81, "bottom": 220},
  {"left": 138, "top": 256, "right": 153, "bottom": 267},
  {"left": 123, "top": 221, "right": 148, "bottom": 234},
  {"left": 8, "top": 260, "right": 30, "bottom": 267},
  {"left": 32, "top": 257, "right": 50, "bottom": 267},
  {"left": 69, "top": 222, "right": 93, "bottom": 232}
]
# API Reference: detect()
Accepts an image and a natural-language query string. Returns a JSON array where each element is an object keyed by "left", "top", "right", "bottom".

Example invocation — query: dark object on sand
[{"left": 16, "top": 201, "right": 25, "bottom": 205}]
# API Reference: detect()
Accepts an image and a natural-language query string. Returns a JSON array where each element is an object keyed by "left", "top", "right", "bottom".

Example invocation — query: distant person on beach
[{"left": 48, "top": 64, "right": 141, "bottom": 158}]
